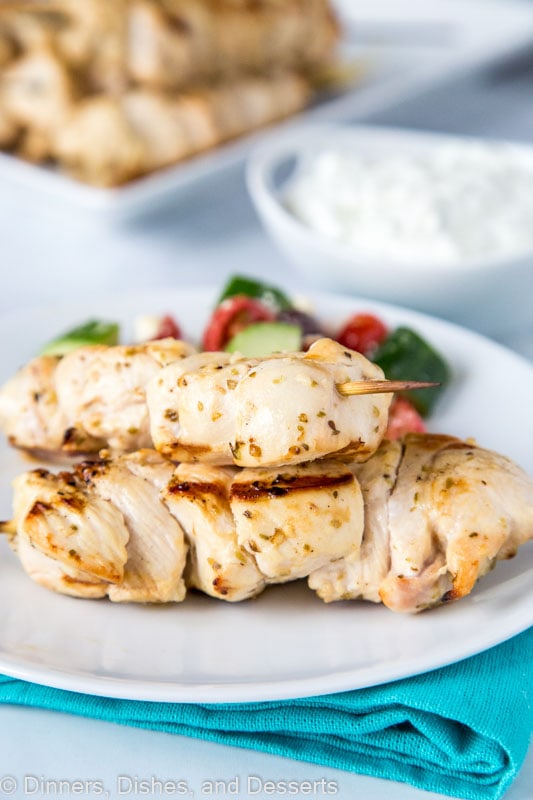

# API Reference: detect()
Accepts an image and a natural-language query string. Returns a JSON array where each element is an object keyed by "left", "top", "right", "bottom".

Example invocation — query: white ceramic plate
[
  {"left": 2, "top": 0, "right": 533, "bottom": 222},
  {"left": 0, "top": 286, "right": 532, "bottom": 703}
]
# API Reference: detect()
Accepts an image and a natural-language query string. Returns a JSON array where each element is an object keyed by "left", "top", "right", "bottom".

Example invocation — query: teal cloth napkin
[{"left": 0, "top": 627, "right": 531, "bottom": 800}]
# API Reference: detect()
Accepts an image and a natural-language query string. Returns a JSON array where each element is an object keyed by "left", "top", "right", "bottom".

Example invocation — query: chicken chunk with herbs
[
  {"left": 0, "top": 338, "right": 196, "bottom": 458},
  {"left": 148, "top": 338, "right": 392, "bottom": 468},
  {"left": 309, "top": 434, "right": 533, "bottom": 612},
  {"left": 163, "top": 462, "right": 266, "bottom": 602},
  {"left": 10, "top": 466, "right": 130, "bottom": 594},
  {"left": 0, "top": 355, "right": 65, "bottom": 455},
  {"left": 77, "top": 451, "right": 187, "bottom": 603},
  {"left": 231, "top": 459, "right": 364, "bottom": 582}
]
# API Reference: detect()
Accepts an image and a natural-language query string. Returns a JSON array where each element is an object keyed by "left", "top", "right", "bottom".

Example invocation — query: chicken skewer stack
[
  {"left": 0, "top": 335, "right": 389, "bottom": 603},
  {"left": 1, "top": 328, "right": 532, "bottom": 613}
]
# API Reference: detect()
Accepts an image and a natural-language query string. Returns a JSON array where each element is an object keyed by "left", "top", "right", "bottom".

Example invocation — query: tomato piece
[
  {"left": 385, "top": 397, "right": 427, "bottom": 441},
  {"left": 336, "top": 313, "right": 388, "bottom": 357},
  {"left": 202, "top": 296, "right": 275, "bottom": 351},
  {"left": 152, "top": 314, "right": 182, "bottom": 341}
]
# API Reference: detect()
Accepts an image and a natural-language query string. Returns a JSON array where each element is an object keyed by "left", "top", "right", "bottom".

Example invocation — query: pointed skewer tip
[{"left": 336, "top": 379, "right": 440, "bottom": 397}]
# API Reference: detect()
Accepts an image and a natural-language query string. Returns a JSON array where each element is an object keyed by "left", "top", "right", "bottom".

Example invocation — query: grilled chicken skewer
[
  {"left": 0, "top": 337, "right": 413, "bottom": 467},
  {"left": 2, "top": 434, "right": 532, "bottom": 612},
  {"left": 4, "top": 451, "right": 364, "bottom": 603}
]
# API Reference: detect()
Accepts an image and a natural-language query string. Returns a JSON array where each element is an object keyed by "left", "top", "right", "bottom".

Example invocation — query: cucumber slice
[
  {"left": 40, "top": 320, "right": 120, "bottom": 356},
  {"left": 225, "top": 322, "right": 302, "bottom": 357},
  {"left": 373, "top": 326, "right": 451, "bottom": 416},
  {"left": 217, "top": 275, "right": 292, "bottom": 311}
]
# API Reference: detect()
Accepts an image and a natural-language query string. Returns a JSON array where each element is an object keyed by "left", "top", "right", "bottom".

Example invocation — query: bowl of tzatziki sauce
[{"left": 246, "top": 123, "right": 533, "bottom": 336}]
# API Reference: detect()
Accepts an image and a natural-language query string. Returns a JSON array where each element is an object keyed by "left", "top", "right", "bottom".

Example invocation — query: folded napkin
[{"left": 0, "top": 627, "right": 531, "bottom": 800}]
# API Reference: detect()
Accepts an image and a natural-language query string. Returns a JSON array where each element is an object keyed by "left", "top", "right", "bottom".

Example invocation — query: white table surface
[{"left": 1, "top": 30, "right": 533, "bottom": 800}]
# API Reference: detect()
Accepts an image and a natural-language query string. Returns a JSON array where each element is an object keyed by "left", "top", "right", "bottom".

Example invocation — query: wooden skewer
[
  {"left": 0, "top": 520, "right": 16, "bottom": 535},
  {"left": 336, "top": 379, "right": 439, "bottom": 397}
]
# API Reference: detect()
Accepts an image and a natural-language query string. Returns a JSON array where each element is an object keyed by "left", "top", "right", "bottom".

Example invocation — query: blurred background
[{"left": 1, "top": 0, "right": 533, "bottom": 355}]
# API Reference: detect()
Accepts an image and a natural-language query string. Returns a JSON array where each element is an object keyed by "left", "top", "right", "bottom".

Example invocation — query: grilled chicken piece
[
  {"left": 53, "top": 73, "right": 309, "bottom": 186},
  {"left": 14, "top": 534, "right": 110, "bottom": 599},
  {"left": 200, "top": 74, "right": 309, "bottom": 142},
  {"left": 163, "top": 462, "right": 266, "bottom": 602},
  {"left": 0, "top": 338, "right": 196, "bottom": 458},
  {"left": 231, "top": 459, "right": 364, "bottom": 582},
  {"left": 121, "top": 89, "right": 218, "bottom": 172},
  {"left": 128, "top": 0, "right": 339, "bottom": 90},
  {"left": 382, "top": 434, "right": 533, "bottom": 611},
  {"left": 55, "top": 338, "right": 195, "bottom": 454},
  {"left": 54, "top": 0, "right": 129, "bottom": 93},
  {"left": 52, "top": 95, "right": 147, "bottom": 187},
  {"left": 308, "top": 438, "right": 403, "bottom": 604},
  {"left": 309, "top": 434, "right": 533, "bottom": 612},
  {"left": 163, "top": 458, "right": 362, "bottom": 598},
  {"left": 8, "top": 451, "right": 188, "bottom": 603},
  {"left": 77, "top": 451, "right": 187, "bottom": 603},
  {"left": 10, "top": 466, "right": 130, "bottom": 595},
  {"left": 0, "top": 354, "right": 65, "bottom": 454},
  {"left": 1, "top": 45, "right": 76, "bottom": 160},
  {"left": 149, "top": 351, "right": 259, "bottom": 464},
  {"left": 148, "top": 338, "right": 392, "bottom": 468}
]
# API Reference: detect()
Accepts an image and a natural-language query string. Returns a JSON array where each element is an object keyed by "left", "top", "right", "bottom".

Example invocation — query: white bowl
[{"left": 246, "top": 123, "right": 533, "bottom": 336}]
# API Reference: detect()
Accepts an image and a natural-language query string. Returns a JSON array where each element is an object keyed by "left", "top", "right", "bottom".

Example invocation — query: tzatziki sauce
[{"left": 285, "top": 142, "right": 533, "bottom": 266}]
